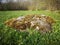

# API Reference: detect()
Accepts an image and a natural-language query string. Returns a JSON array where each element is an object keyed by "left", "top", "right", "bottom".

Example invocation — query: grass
[{"left": 0, "top": 10, "right": 60, "bottom": 45}]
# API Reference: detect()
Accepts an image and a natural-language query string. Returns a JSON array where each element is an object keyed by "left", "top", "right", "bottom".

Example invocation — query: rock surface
[{"left": 4, "top": 14, "right": 55, "bottom": 32}]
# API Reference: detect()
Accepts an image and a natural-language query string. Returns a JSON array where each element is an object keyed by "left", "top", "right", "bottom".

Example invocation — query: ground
[{"left": 0, "top": 10, "right": 60, "bottom": 45}]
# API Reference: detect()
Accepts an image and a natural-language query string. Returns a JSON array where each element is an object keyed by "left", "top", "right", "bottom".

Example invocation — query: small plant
[{"left": 0, "top": 11, "right": 60, "bottom": 45}]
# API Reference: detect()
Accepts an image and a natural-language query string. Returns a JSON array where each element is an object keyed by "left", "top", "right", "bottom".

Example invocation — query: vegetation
[
  {"left": 0, "top": 0, "right": 60, "bottom": 10},
  {"left": 0, "top": 10, "right": 60, "bottom": 45}
]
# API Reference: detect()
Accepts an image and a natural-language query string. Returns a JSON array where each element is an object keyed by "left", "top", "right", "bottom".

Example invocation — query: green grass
[{"left": 0, "top": 10, "right": 60, "bottom": 45}]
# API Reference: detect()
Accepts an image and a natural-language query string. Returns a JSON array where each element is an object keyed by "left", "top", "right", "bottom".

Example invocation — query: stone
[{"left": 4, "top": 14, "right": 55, "bottom": 32}]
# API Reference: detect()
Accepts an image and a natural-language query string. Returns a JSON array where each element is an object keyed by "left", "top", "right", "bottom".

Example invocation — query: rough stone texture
[{"left": 4, "top": 14, "right": 55, "bottom": 32}]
